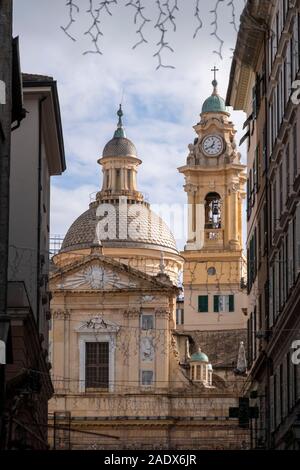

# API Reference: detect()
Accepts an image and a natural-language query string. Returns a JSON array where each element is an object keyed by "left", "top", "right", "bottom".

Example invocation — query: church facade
[{"left": 48, "top": 85, "right": 249, "bottom": 450}]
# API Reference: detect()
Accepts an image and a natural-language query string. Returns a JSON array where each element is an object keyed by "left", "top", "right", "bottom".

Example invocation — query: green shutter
[
  {"left": 214, "top": 295, "right": 219, "bottom": 313},
  {"left": 198, "top": 295, "right": 208, "bottom": 312},
  {"left": 229, "top": 295, "right": 234, "bottom": 312}
]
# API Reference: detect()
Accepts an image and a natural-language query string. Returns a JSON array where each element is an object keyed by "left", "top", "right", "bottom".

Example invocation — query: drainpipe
[{"left": 36, "top": 96, "right": 46, "bottom": 332}]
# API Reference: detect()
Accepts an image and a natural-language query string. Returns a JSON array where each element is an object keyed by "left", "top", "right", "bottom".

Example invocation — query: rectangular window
[
  {"left": 253, "top": 306, "right": 257, "bottom": 360},
  {"left": 141, "top": 370, "right": 153, "bottom": 386},
  {"left": 262, "top": 125, "right": 267, "bottom": 173},
  {"left": 141, "top": 314, "right": 154, "bottom": 330},
  {"left": 176, "top": 308, "right": 184, "bottom": 325},
  {"left": 249, "top": 230, "right": 257, "bottom": 288},
  {"left": 116, "top": 168, "right": 121, "bottom": 190},
  {"left": 255, "top": 145, "right": 260, "bottom": 191},
  {"left": 127, "top": 169, "right": 131, "bottom": 189},
  {"left": 247, "top": 178, "right": 250, "bottom": 219},
  {"left": 198, "top": 295, "right": 208, "bottom": 313},
  {"left": 253, "top": 156, "right": 257, "bottom": 195},
  {"left": 85, "top": 342, "right": 109, "bottom": 389},
  {"left": 214, "top": 295, "right": 234, "bottom": 313},
  {"left": 258, "top": 219, "right": 262, "bottom": 267}
]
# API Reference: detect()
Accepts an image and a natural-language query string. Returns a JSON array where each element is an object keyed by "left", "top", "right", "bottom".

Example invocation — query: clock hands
[{"left": 203, "top": 136, "right": 222, "bottom": 156}]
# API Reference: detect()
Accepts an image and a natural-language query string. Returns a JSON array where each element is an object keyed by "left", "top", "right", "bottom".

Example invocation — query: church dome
[
  {"left": 201, "top": 79, "right": 227, "bottom": 114},
  {"left": 60, "top": 105, "right": 179, "bottom": 258},
  {"left": 61, "top": 203, "right": 178, "bottom": 254},
  {"left": 102, "top": 137, "right": 137, "bottom": 158},
  {"left": 202, "top": 94, "right": 226, "bottom": 114},
  {"left": 190, "top": 348, "right": 209, "bottom": 363}
]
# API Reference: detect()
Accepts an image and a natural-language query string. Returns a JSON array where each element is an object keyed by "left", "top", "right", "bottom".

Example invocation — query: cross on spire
[
  {"left": 211, "top": 66, "right": 219, "bottom": 82},
  {"left": 211, "top": 66, "right": 219, "bottom": 94}
]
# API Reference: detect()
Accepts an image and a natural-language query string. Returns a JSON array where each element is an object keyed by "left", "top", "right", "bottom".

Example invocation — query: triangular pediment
[{"left": 50, "top": 254, "right": 175, "bottom": 292}]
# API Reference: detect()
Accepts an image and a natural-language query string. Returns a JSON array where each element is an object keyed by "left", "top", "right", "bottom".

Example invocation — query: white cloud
[{"left": 14, "top": 0, "right": 247, "bottom": 244}]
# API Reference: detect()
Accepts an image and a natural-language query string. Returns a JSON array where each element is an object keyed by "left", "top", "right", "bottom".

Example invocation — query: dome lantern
[
  {"left": 189, "top": 348, "right": 213, "bottom": 387},
  {"left": 101, "top": 105, "right": 138, "bottom": 159}
]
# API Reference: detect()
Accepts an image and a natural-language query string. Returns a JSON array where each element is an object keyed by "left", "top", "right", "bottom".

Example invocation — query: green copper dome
[
  {"left": 190, "top": 348, "right": 209, "bottom": 363},
  {"left": 202, "top": 79, "right": 227, "bottom": 114}
]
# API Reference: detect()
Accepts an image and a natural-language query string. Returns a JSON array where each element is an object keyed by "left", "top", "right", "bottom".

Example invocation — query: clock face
[{"left": 202, "top": 135, "right": 223, "bottom": 156}]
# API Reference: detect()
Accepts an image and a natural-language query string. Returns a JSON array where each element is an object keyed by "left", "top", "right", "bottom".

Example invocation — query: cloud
[{"left": 13, "top": 0, "right": 247, "bottom": 246}]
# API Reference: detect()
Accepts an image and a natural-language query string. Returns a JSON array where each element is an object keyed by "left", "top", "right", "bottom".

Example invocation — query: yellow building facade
[{"left": 48, "top": 103, "right": 249, "bottom": 450}]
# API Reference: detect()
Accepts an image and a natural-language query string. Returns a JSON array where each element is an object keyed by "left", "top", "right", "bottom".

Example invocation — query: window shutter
[
  {"left": 213, "top": 295, "right": 219, "bottom": 313},
  {"left": 229, "top": 295, "right": 234, "bottom": 312},
  {"left": 198, "top": 295, "right": 208, "bottom": 313}
]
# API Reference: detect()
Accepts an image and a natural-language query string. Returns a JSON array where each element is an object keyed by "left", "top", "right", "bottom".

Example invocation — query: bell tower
[{"left": 178, "top": 71, "right": 247, "bottom": 331}]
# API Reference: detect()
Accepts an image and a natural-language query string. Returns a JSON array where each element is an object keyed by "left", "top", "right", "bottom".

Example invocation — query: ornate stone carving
[
  {"left": 140, "top": 336, "right": 154, "bottom": 362},
  {"left": 76, "top": 315, "right": 120, "bottom": 333},
  {"left": 184, "top": 183, "right": 198, "bottom": 194},
  {"left": 140, "top": 295, "right": 156, "bottom": 303},
  {"left": 155, "top": 307, "right": 170, "bottom": 318},
  {"left": 187, "top": 143, "right": 196, "bottom": 165},
  {"left": 51, "top": 309, "right": 70, "bottom": 320},
  {"left": 171, "top": 335, "right": 180, "bottom": 362},
  {"left": 56, "top": 264, "right": 137, "bottom": 290},
  {"left": 123, "top": 308, "right": 141, "bottom": 318}
]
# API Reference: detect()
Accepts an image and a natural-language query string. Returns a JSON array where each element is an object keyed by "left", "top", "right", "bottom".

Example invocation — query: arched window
[{"left": 205, "top": 192, "right": 221, "bottom": 229}]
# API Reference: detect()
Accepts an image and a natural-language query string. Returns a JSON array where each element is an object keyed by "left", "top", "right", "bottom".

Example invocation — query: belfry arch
[{"left": 204, "top": 192, "right": 222, "bottom": 229}]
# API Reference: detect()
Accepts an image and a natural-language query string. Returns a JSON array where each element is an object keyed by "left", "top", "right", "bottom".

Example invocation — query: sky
[{"left": 13, "top": 0, "right": 247, "bottom": 250}]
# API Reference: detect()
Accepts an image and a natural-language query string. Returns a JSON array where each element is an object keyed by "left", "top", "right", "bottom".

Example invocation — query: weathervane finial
[
  {"left": 211, "top": 66, "right": 219, "bottom": 94},
  {"left": 113, "top": 104, "right": 126, "bottom": 138}
]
